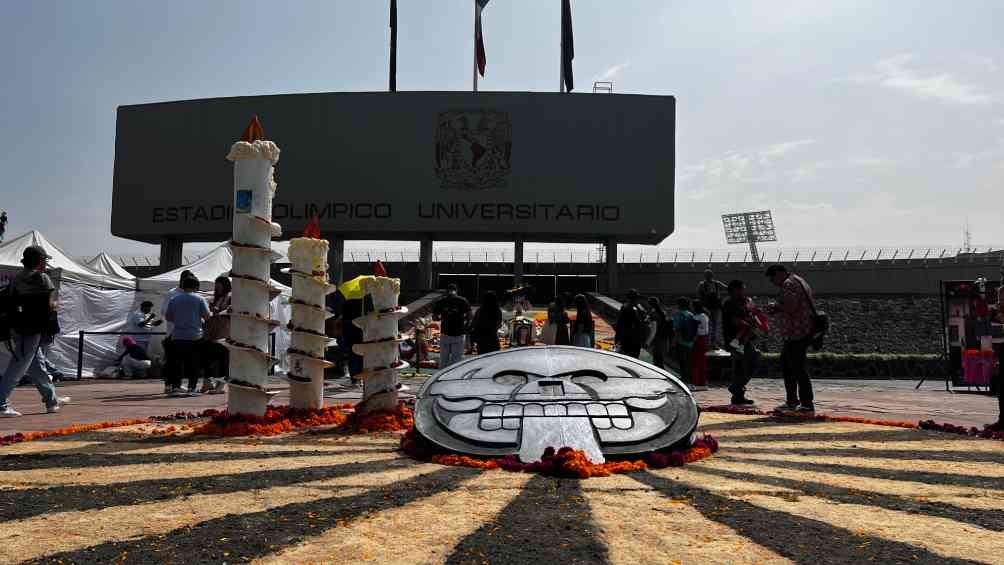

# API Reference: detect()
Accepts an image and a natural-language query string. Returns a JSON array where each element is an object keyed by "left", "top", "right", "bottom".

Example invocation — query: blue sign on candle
[{"left": 235, "top": 190, "right": 252, "bottom": 214}]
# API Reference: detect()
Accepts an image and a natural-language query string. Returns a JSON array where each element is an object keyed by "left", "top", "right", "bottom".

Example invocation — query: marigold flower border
[{"left": 2, "top": 403, "right": 1000, "bottom": 448}]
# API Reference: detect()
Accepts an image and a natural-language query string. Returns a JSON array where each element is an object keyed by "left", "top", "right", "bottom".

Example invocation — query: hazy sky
[{"left": 2, "top": 0, "right": 1002, "bottom": 258}]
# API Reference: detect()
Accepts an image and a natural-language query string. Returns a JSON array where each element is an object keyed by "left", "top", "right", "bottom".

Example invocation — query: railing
[
  {"left": 109, "top": 245, "right": 1003, "bottom": 267},
  {"left": 76, "top": 331, "right": 277, "bottom": 379}
]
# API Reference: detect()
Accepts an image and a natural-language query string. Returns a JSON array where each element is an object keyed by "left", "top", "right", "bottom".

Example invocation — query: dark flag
[
  {"left": 389, "top": 0, "right": 397, "bottom": 91},
  {"left": 561, "top": 0, "right": 574, "bottom": 92},
  {"left": 475, "top": 0, "right": 490, "bottom": 77}
]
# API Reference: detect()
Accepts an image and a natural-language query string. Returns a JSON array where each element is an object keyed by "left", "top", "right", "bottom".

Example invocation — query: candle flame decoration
[
  {"left": 303, "top": 214, "right": 321, "bottom": 239},
  {"left": 240, "top": 115, "right": 266, "bottom": 143}
]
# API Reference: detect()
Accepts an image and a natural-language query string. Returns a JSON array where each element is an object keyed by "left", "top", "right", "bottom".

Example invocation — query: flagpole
[
  {"left": 473, "top": 0, "right": 479, "bottom": 92},
  {"left": 559, "top": 0, "right": 564, "bottom": 93}
]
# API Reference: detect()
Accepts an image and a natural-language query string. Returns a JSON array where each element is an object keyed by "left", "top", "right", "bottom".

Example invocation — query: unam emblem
[{"left": 435, "top": 110, "right": 512, "bottom": 190}]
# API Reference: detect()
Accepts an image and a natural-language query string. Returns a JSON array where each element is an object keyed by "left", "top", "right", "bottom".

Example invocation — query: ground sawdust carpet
[{"left": 1, "top": 412, "right": 1002, "bottom": 564}]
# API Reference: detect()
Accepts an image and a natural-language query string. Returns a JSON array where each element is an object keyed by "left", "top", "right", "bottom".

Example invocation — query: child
[
  {"left": 689, "top": 299, "right": 710, "bottom": 390},
  {"left": 728, "top": 300, "right": 769, "bottom": 352}
]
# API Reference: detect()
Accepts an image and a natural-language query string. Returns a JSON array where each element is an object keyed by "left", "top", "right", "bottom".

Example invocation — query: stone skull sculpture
[{"left": 414, "top": 346, "right": 700, "bottom": 463}]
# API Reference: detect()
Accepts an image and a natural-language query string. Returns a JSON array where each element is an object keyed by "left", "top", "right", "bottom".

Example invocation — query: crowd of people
[
  {"left": 111, "top": 269, "right": 232, "bottom": 396},
  {"left": 613, "top": 265, "right": 822, "bottom": 412}
]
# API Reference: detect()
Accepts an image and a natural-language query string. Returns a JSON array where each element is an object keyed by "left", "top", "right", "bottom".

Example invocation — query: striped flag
[{"left": 475, "top": 0, "right": 490, "bottom": 77}]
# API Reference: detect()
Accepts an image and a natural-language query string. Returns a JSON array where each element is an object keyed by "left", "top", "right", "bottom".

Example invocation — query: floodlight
[{"left": 721, "top": 210, "right": 777, "bottom": 263}]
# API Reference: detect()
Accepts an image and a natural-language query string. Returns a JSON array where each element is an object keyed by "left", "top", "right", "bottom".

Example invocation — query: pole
[
  {"left": 389, "top": 0, "right": 397, "bottom": 92},
  {"left": 473, "top": 0, "right": 478, "bottom": 92}
]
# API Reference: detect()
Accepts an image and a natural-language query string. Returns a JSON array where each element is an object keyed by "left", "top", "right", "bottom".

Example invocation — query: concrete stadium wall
[{"left": 128, "top": 253, "right": 1003, "bottom": 298}]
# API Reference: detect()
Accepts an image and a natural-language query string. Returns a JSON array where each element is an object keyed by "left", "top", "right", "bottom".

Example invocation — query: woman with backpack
[{"left": 689, "top": 299, "right": 711, "bottom": 391}]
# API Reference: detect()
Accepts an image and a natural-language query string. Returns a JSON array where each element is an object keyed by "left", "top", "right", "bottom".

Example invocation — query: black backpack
[{"left": 0, "top": 282, "right": 16, "bottom": 353}]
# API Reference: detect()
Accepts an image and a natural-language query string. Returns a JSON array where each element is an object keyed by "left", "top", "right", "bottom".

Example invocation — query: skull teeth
[{"left": 478, "top": 402, "right": 634, "bottom": 431}]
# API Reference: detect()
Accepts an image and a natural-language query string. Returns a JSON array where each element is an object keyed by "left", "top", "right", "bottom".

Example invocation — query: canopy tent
[
  {"left": 1, "top": 233, "right": 292, "bottom": 378},
  {"left": 0, "top": 231, "right": 134, "bottom": 290},
  {"left": 0, "top": 230, "right": 140, "bottom": 378},
  {"left": 138, "top": 244, "right": 289, "bottom": 293},
  {"left": 85, "top": 252, "right": 136, "bottom": 280}
]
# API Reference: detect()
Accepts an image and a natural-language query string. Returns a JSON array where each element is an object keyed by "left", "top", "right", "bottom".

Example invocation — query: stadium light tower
[{"left": 722, "top": 210, "right": 777, "bottom": 263}]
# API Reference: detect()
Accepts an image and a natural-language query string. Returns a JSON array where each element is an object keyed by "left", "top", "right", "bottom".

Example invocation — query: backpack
[{"left": 0, "top": 282, "right": 16, "bottom": 353}]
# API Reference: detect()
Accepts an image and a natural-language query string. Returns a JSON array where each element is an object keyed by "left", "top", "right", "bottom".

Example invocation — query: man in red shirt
[{"left": 765, "top": 264, "right": 816, "bottom": 413}]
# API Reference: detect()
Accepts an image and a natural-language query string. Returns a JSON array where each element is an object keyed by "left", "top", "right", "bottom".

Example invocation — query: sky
[{"left": 2, "top": 0, "right": 1003, "bottom": 260}]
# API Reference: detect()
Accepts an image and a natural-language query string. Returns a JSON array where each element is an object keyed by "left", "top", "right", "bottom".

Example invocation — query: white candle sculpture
[
  {"left": 352, "top": 276, "right": 408, "bottom": 414},
  {"left": 225, "top": 116, "right": 283, "bottom": 417},
  {"left": 286, "top": 228, "right": 336, "bottom": 410}
]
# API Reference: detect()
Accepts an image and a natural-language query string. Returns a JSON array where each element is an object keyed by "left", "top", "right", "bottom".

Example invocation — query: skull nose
[{"left": 514, "top": 379, "right": 590, "bottom": 401}]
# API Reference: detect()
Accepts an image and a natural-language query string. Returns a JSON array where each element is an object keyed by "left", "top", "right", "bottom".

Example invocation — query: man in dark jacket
[
  {"left": 0, "top": 246, "right": 70, "bottom": 416},
  {"left": 615, "top": 289, "right": 645, "bottom": 358}
]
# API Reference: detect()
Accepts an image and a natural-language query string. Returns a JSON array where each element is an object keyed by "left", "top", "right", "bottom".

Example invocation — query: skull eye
[{"left": 493, "top": 372, "right": 528, "bottom": 386}]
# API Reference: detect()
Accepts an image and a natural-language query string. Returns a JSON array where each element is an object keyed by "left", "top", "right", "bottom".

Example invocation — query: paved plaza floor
[{"left": 1, "top": 375, "right": 998, "bottom": 436}]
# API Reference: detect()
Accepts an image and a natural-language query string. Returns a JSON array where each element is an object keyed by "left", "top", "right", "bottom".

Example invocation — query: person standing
[
  {"left": 160, "top": 269, "right": 193, "bottom": 394},
  {"left": 433, "top": 283, "right": 471, "bottom": 369},
  {"left": 671, "top": 297, "right": 696, "bottom": 383},
  {"left": 646, "top": 297, "right": 672, "bottom": 369},
  {"left": 200, "top": 275, "right": 231, "bottom": 394},
  {"left": 549, "top": 297, "right": 571, "bottom": 346},
  {"left": 163, "top": 276, "right": 210, "bottom": 396},
  {"left": 689, "top": 300, "right": 710, "bottom": 391},
  {"left": 0, "top": 246, "right": 69, "bottom": 416},
  {"left": 697, "top": 269, "right": 727, "bottom": 349},
  {"left": 615, "top": 289, "right": 645, "bottom": 358},
  {"left": 722, "top": 280, "right": 757, "bottom": 406},
  {"left": 571, "top": 294, "right": 595, "bottom": 348},
  {"left": 765, "top": 264, "right": 816, "bottom": 413},
  {"left": 0, "top": 210, "right": 7, "bottom": 243},
  {"left": 471, "top": 291, "right": 503, "bottom": 354}
]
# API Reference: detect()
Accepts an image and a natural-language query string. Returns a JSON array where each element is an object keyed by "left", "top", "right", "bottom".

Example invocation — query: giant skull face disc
[{"left": 414, "top": 346, "right": 700, "bottom": 463}]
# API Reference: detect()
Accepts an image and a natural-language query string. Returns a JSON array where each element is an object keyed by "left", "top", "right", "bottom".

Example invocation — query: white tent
[
  {"left": 0, "top": 231, "right": 134, "bottom": 290},
  {"left": 85, "top": 252, "right": 136, "bottom": 280},
  {"left": 0, "top": 230, "right": 139, "bottom": 378}
]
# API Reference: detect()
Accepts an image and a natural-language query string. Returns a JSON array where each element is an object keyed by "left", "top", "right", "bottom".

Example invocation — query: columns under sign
[
  {"left": 326, "top": 237, "right": 344, "bottom": 284},
  {"left": 159, "top": 236, "right": 184, "bottom": 272},
  {"left": 419, "top": 237, "right": 434, "bottom": 290},
  {"left": 605, "top": 237, "right": 618, "bottom": 293},
  {"left": 513, "top": 238, "right": 525, "bottom": 287}
]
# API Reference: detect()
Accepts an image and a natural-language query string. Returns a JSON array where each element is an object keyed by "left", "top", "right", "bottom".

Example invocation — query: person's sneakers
[
  {"left": 169, "top": 387, "right": 189, "bottom": 397},
  {"left": 0, "top": 407, "right": 22, "bottom": 418},
  {"left": 773, "top": 403, "right": 798, "bottom": 413},
  {"left": 163, "top": 383, "right": 173, "bottom": 395},
  {"left": 728, "top": 339, "right": 742, "bottom": 351},
  {"left": 795, "top": 405, "right": 816, "bottom": 414},
  {"left": 730, "top": 397, "right": 756, "bottom": 406},
  {"left": 207, "top": 379, "right": 227, "bottom": 395},
  {"left": 45, "top": 397, "right": 71, "bottom": 414}
]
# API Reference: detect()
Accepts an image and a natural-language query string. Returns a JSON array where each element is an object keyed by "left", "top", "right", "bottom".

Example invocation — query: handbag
[{"left": 794, "top": 275, "right": 829, "bottom": 351}]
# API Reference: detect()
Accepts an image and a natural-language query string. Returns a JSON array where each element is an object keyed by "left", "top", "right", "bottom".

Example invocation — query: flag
[
  {"left": 373, "top": 260, "right": 388, "bottom": 277},
  {"left": 389, "top": 0, "right": 397, "bottom": 92},
  {"left": 475, "top": 0, "right": 490, "bottom": 77},
  {"left": 561, "top": 0, "right": 574, "bottom": 92}
]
